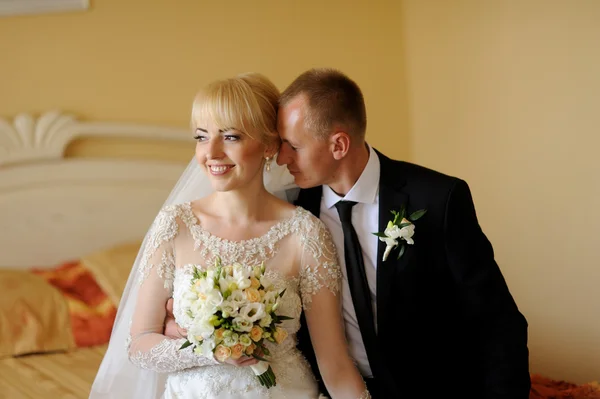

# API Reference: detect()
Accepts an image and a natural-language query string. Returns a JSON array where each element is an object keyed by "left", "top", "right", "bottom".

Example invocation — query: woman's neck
[{"left": 209, "top": 183, "right": 273, "bottom": 224}]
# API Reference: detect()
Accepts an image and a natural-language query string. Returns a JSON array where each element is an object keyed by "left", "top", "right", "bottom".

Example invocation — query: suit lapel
[
  {"left": 295, "top": 186, "right": 322, "bottom": 218},
  {"left": 375, "top": 151, "right": 411, "bottom": 333}
]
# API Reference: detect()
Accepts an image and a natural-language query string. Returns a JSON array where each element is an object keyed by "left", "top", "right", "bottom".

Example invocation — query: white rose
[
  {"left": 232, "top": 316, "right": 254, "bottom": 332},
  {"left": 223, "top": 332, "right": 240, "bottom": 346},
  {"left": 259, "top": 313, "right": 272, "bottom": 328},
  {"left": 239, "top": 334, "right": 252, "bottom": 347}
]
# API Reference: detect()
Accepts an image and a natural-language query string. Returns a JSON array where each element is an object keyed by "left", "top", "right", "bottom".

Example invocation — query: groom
[{"left": 275, "top": 68, "right": 531, "bottom": 398}]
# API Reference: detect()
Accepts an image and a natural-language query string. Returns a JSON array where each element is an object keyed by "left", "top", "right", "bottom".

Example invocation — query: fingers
[
  {"left": 166, "top": 298, "right": 174, "bottom": 315},
  {"left": 224, "top": 356, "right": 259, "bottom": 367}
]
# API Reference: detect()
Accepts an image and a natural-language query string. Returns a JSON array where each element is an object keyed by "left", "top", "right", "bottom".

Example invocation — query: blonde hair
[{"left": 191, "top": 73, "right": 280, "bottom": 147}]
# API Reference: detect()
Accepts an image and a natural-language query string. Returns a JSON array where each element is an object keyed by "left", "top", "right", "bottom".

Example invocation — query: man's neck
[{"left": 327, "top": 143, "right": 370, "bottom": 197}]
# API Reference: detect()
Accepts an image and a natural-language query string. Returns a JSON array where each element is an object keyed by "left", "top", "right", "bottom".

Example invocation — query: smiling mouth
[{"left": 208, "top": 165, "right": 234, "bottom": 175}]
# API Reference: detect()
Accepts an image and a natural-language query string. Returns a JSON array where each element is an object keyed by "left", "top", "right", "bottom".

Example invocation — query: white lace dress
[{"left": 127, "top": 203, "right": 343, "bottom": 399}]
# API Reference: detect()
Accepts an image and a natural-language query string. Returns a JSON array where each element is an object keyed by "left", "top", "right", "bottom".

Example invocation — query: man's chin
[{"left": 294, "top": 176, "right": 320, "bottom": 190}]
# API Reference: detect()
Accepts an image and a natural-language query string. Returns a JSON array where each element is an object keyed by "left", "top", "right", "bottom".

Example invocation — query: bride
[{"left": 89, "top": 73, "right": 370, "bottom": 399}]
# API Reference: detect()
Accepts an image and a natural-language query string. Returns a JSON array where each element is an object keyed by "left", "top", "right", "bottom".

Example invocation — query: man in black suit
[{"left": 276, "top": 68, "right": 531, "bottom": 399}]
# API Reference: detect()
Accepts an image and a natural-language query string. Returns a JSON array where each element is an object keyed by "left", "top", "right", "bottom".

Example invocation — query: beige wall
[
  {"left": 3, "top": 0, "right": 599, "bottom": 385},
  {"left": 0, "top": 0, "right": 409, "bottom": 160},
  {"left": 401, "top": 0, "right": 600, "bottom": 384}
]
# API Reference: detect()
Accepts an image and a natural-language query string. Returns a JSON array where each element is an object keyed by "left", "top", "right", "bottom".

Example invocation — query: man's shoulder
[{"left": 376, "top": 150, "right": 461, "bottom": 190}]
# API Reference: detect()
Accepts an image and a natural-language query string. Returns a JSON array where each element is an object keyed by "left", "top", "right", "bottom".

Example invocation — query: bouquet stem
[{"left": 250, "top": 361, "right": 276, "bottom": 388}]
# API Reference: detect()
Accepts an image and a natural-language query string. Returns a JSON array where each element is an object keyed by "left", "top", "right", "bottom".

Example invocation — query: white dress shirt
[{"left": 319, "top": 145, "right": 380, "bottom": 377}]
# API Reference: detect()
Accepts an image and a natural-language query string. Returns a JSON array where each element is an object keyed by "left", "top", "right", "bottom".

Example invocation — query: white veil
[{"left": 89, "top": 157, "right": 298, "bottom": 399}]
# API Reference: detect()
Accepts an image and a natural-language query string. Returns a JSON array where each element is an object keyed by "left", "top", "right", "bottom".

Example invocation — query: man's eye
[{"left": 193, "top": 135, "right": 207, "bottom": 142}]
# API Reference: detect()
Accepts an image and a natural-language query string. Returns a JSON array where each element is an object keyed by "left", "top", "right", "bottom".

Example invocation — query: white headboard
[{"left": 0, "top": 111, "right": 193, "bottom": 269}]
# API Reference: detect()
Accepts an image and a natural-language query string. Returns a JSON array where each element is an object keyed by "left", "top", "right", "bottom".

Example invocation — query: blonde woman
[{"left": 90, "top": 73, "right": 370, "bottom": 399}]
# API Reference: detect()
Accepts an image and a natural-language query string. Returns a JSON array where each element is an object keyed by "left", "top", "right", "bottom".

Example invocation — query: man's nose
[{"left": 276, "top": 145, "right": 290, "bottom": 165}]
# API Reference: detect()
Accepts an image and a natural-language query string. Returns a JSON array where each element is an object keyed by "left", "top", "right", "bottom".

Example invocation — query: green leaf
[
  {"left": 275, "top": 315, "right": 293, "bottom": 321},
  {"left": 279, "top": 288, "right": 287, "bottom": 298},
  {"left": 372, "top": 232, "right": 388, "bottom": 238},
  {"left": 397, "top": 222, "right": 412, "bottom": 229},
  {"left": 409, "top": 209, "right": 427, "bottom": 221},
  {"left": 399, "top": 204, "right": 406, "bottom": 220},
  {"left": 397, "top": 244, "right": 406, "bottom": 259},
  {"left": 179, "top": 340, "right": 193, "bottom": 350}
]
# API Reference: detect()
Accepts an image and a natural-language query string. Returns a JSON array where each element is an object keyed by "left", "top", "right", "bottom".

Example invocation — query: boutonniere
[{"left": 373, "top": 206, "right": 427, "bottom": 261}]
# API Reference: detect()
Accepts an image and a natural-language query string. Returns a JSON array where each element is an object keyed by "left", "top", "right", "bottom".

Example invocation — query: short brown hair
[
  {"left": 192, "top": 72, "right": 280, "bottom": 147},
  {"left": 280, "top": 68, "right": 367, "bottom": 141}
]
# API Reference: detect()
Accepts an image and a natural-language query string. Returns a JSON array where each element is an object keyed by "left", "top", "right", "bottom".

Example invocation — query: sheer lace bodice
[{"left": 126, "top": 202, "right": 345, "bottom": 398}]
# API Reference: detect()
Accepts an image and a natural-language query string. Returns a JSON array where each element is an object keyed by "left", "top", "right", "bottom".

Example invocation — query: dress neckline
[{"left": 182, "top": 202, "right": 302, "bottom": 245}]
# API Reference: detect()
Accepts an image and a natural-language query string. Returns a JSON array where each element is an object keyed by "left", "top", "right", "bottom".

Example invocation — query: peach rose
[
  {"left": 230, "top": 343, "right": 245, "bottom": 360},
  {"left": 245, "top": 342, "right": 257, "bottom": 356},
  {"left": 214, "top": 328, "right": 226, "bottom": 342},
  {"left": 249, "top": 325, "right": 263, "bottom": 342},
  {"left": 214, "top": 344, "right": 232, "bottom": 362},
  {"left": 250, "top": 277, "right": 261, "bottom": 289},
  {"left": 273, "top": 327, "right": 288, "bottom": 344},
  {"left": 245, "top": 288, "right": 261, "bottom": 303}
]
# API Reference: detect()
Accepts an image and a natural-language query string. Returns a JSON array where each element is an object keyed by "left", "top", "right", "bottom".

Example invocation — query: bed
[{"left": 0, "top": 111, "right": 193, "bottom": 398}]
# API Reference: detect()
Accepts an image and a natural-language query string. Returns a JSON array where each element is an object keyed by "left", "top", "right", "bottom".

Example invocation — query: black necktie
[{"left": 334, "top": 200, "right": 379, "bottom": 377}]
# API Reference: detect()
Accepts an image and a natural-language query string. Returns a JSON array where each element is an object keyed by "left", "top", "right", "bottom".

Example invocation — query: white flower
[
  {"left": 232, "top": 316, "right": 254, "bottom": 332},
  {"left": 220, "top": 299, "right": 239, "bottom": 318},
  {"left": 259, "top": 313, "right": 272, "bottom": 328},
  {"left": 239, "top": 334, "right": 252, "bottom": 347},
  {"left": 378, "top": 218, "right": 417, "bottom": 261},
  {"left": 189, "top": 316, "right": 215, "bottom": 341},
  {"left": 239, "top": 302, "right": 266, "bottom": 323},
  {"left": 260, "top": 275, "right": 274, "bottom": 289},
  {"left": 228, "top": 290, "right": 246, "bottom": 309},
  {"left": 381, "top": 238, "right": 398, "bottom": 262},
  {"left": 200, "top": 338, "right": 216, "bottom": 358},
  {"left": 233, "top": 264, "right": 252, "bottom": 289}
]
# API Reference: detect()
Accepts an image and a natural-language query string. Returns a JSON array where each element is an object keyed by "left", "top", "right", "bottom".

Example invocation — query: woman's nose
[{"left": 206, "top": 138, "right": 224, "bottom": 160}]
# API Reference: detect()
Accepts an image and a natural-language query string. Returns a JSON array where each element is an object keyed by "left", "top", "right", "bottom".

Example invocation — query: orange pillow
[
  {"left": 0, "top": 269, "right": 75, "bottom": 358},
  {"left": 32, "top": 261, "right": 117, "bottom": 348}
]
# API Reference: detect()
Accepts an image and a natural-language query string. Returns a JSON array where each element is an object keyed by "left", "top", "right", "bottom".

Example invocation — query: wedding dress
[{"left": 127, "top": 201, "right": 342, "bottom": 399}]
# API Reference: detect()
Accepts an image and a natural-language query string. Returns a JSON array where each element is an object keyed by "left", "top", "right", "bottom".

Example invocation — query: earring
[{"left": 265, "top": 156, "right": 272, "bottom": 172}]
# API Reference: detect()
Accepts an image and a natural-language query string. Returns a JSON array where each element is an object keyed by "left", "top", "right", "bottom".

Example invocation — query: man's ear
[{"left": 330, "top": 131, "right": 351, "bottom": 160}]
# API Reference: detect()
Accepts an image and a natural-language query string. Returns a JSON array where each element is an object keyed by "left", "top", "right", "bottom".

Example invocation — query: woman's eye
[
  {"left": 193, "top": 135, "right": 207, "bottom": 142},
  {"left": 224, "top": 135, "right": 240, "bottom": 141}
]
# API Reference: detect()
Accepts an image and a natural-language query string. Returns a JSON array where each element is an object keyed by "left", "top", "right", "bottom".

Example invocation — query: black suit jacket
[{"left": 295, "top": 150, "right": 530, "bottom": 399}]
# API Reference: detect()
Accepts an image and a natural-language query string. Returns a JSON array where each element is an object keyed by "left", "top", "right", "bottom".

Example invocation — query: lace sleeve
[
  {"left": 128, "top": 207, "right": 219, "bottom": 373},
  {"left": 299, "top": 215, "right": 369, "bottom": 397},
  {"left": 298, "top": 216, "right": 343, "bottom": 310}
]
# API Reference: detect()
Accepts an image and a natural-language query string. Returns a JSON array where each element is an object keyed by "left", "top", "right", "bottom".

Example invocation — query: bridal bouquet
[{"left": 178, "top": 257, "right": 291, "bottom": 388}]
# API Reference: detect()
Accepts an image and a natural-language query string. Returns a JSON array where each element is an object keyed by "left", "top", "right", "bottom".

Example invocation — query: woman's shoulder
[
  {"left": 292, "top": 206, "right": 331, "bottom": 236},
  {"left": 151, "top": 202, "right": 197, "bottom": 234}
]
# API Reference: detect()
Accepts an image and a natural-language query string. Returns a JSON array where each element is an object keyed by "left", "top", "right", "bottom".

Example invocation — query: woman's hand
[{"left": 223, "top": 356, "right": 259, "bottom": 367}]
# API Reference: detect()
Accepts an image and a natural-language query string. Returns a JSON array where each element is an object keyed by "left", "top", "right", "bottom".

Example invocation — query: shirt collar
[{"left": 323, "top": 145, "right": 380, "bottom": 208}]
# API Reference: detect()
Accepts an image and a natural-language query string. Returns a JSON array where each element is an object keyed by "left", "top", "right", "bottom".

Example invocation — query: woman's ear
[
  {"left": 263, "top": 136, "right": 281, "bottom": 159},
  {"left": 330, "top": 131, "right": 351, "bottom": 160}
]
